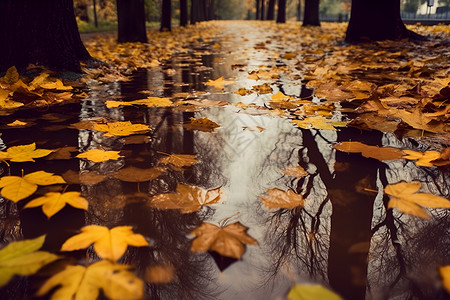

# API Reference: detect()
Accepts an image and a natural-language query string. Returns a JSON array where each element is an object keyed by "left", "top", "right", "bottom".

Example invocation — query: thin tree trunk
[
  {"left": 297, "top": 0, "right": 302, "bottom": 21},
  {"left": 260, "top": 0, "right": 265, "bottom": 20},
  {"left": 0, "top": 0, "right": 92, "bottom": 72},
  {"left": 180, "top": 0, "right": 188, "bottom": 26},
  {"left": 116, "top": 0, "right": 147, "bottom": 43},
  {"left": 303, "top": 0, "right": 320, "bottom": 26},
  {"left": 276, "top": 0, "right": 286, "bottom": 23},
  {"left": 93, "top": 0, "right": 98, "bottom": 27},
  {"left": 267, "top": 0, "right": 275, "bottom": 20},
  {"left": 160, "top": 0, "right": 171, "bottom": 31},
  {"left": 256, "top": 0, "right": 261, "bottom": 20}
]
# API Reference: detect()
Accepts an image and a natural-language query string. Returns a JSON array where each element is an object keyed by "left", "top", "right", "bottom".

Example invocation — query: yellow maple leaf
[
  {"left": 190, "top": 222, "right": 258, "bottom": 259},
  {"left": 291, "top": 116, "right": 346, "bottom": 131},
  {"left": 1, "top": 66, "right": 19, "bottom": 84},
  {"left": 76, "top": 149, "right": 121, "bottom": 162},
  {"left": 260, "top": 189, "right": 305, "bottom": 210},
  {"left": 385, "top": 181, "right": 450, "bottom": 219},
  {"left": 28, "top": 72, "right": 50, "bottom": 90},
  {"left": 93, "top": 121, "right": 150, "bottom": 137},
  {"left": 36, "top": 260, "right": 143, "bottom": 300},
  {"left": 288, "top": 284, "right": 343, "bottom": 300},
  {"left": 440, "top": 265, "right": 450, "bottom": 293},
  {"left": 271, "top": 91, "right": 293, "bottom": 102},
  {"left": 159, "top": 153, "right": 198, "bottom": 167},
  {"left": 40, "top": 78, "right": 72, "bottom": 91},
  {"left": 0, "top": 143, "right": 52, "bottom": 162},
  {"left": 149, "top": 185, "right": 221, "bottom": 213},
  {"left": 184, "top": 117, "right": 220, "bottom": 132},
  {"left": 61, "top": 225, "right": 148, "bottom": 261},
  {"left": 6, "top": 120, "right": 27, "bottom": 127},
  {"left": 130, "top": 96, "right": 173, "bottom": 107},
  {"left": 24, "top": 192, "right": 88, "bottom": 218},
  {"left": 205, "top": 76, "right": 235, "bottom": 90},
  {"left": 333, "top": 141, "right": 404, "bottom": 161},
  {"left": 0, "top": 235, "right": 59, "bottom": 287},
  {"left": 0, "top": 171, "right": 66, "bottom": 202},
  {"left": 402, "top": 150, "right": 442, "bottom": 167}
]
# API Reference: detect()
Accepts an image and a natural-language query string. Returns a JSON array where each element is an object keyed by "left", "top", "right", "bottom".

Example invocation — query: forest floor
[{"left": 0, "top": 21, "right": 449, "bottom": 300}]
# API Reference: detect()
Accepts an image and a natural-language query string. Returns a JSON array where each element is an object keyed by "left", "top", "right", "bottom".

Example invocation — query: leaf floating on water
[
  {"left": 402, "top": 149, "right": 442, "bottom": 167},
  {"left": 93, "top": 121, "right": 150, "bottom": 137},
  {"left": 6, "top": 120, "right": 27, "bottom": 127},
  {"left": 260, "top": 189, "right": 305, "bottom": 210},
  {"left": 76, "top": 149, "right": 121, "bottom": 163},
  {"left": 190, "top": 222, "right": 258, "bottom": 259},
  {"left": 61, "top": 225, "right": 148, "bottom": 261},
  {"left": 287, "top": 284, "right": 343, "bottom": 300},
  {"left": 0, "top": 143, "right": 53, "bottom": 162},
  {"left": 205, "top": 76, "right": 235, "bottom": 90},
  {"left": 45, "top": 146, "right": 78, "bottom": 160},
  {"left": 36, "top": 260, "right": 143, "bottom": 300},
  {"left": 0, "top": 171, "right": 66, "bottom": 202},
  {"left": 24, "top": 192, "right": 88, "bottom": 218},
  {"left": 114, "top": 166, "right": 165, "bottom": 182},
  {"left": 333, "top": 141, "right": 404, "bottom": 161},
  {"left": 440, "top": 265, "right": 450, "bottom": 293},
  {"left": 281, "top": 165, "right": 308, "bottom": 178},
  {"left": 62, "top": 170, "right": 107, "bottom": 185},
  {"left": 385, "top": 181, "right": 450, "bottom": 219},
  {"left": 271, "top": 91, "right": 293, "bottom": 102},
  {"left": 0, "top": 235, "right": 59, "bottom": 287},
  {"left": 149, "top": 185, "right": 221, "bottom": 213},
  {"left": 292, "top": 116, "right": 346, "bottom": 131},
  {"left": 159, "top": 153, "right": 198, "bottom": 168},
  {"left": 184, "top": 117, "right": 220, "bottom": 132}
]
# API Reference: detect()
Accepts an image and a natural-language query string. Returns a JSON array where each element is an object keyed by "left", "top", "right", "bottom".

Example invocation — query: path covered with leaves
[{"left": 0, "top": 21, "right": 449, "bottom": 299}]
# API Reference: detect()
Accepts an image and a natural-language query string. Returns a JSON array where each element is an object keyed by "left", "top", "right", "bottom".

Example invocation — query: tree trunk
[
  {"left": 260, "top": 0, "right": 265, "bottom": 20},
  {"left": 266, "top": 0, "right": 275, "bottom": 20},
  {"left": 160, "top": 0, "right": 172, "bottom": 32},
  {"left": 180, "top": 0, "right": 188, "bottom": 26},
  {"left": 276, "top": 0, "right": 286, "bottom": 23},
  {"left": 297, "top": 0, "right": 302, "bottom": 21},
  {"left": 0, "top": 0, "right": 92, "bottom": 73},
  {"left": 116, "top": 0, "right": 148, "bottom": 43},
  {"left": 191, "top": 0, "right": 207, "bottom": 24},
  {"left": 303, "top": 0, "right": 320, "bottom": 26},
  {"left": 345, "top": 0, "right": 416, "bottom": 42},
  {"left": 256, "top": 0, "right": 261, "bottom": 20},
  {"left": 74, "top": 2, "right": 89, "bottom": 22},
  {"left": 207, "top": 0, "right": 215, "bottom": 20}
]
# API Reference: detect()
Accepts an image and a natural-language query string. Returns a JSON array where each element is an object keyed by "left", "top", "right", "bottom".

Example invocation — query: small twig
[{"left": 219, "top": 212, "right": 240, "bottom": 227}]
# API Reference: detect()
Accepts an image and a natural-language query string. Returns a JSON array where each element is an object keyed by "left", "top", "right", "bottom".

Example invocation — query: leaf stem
[{"left": 220, "top": 212, "right": 240, "bottom": 227}]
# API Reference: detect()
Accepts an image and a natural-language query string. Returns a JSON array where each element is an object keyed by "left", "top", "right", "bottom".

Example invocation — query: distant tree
[
  {"left": 180, "top": 0, "right": 188, "bottom": 26},
  {"left": 116, "top": 0, "right": 148, "bottom": 43},
  {"left": 345, "top": 0, "right": 423, "bottom": 42},
  {"left": 191, "top": 0, "right": 207, "bottom": 23},
  {"left": 256, "top": 0, "right": 261, "bottom": 19},
  {"left": 267, "top": 0, "right": 276, "bottom": 20},
  {"left": 303, "top": 0, "right": 320, "bottom": 26},
  {"left": 0, "top": 0, "right": 92, "bottom": 73},
  {"left": 261, "top": 0, "right": 266, "bottom": 19},
  {"left": 276, "top": 0, "right": 287, "bottom": 23},
  {"left": 74, "top": 0, "right": 89, "bottom": 22},
  {"left": 160, "top": 0, "right": 172, "bottom": 31}
]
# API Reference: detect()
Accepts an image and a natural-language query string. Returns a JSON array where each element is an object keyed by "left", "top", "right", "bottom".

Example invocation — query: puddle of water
[{"left": 0, "top": 22, "right": 449, "bottom": 300}]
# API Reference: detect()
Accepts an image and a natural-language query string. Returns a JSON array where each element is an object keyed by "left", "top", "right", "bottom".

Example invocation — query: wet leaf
[
  {"left": 93, "top": 121, "right": 150, "bottom": 137},
  {"left": 281, "top": 165, "right": 308, "bottom": 178},
  {"left": 24, "top": 192, "right": 88, "bottom": 218},
  {"left": 184, "top": 117, "right": 220, "bottom": 132},
  {"left": 252, "top": 83, "right": 273, "bottom": 94},
  {"left": 61, "top": 170, "right": 107, "bottom": 185},
  {"left": 385, "top": 181, "right": 450, "bottom": 219},
  {"left": 39, "top": 78, "right": 72, "bottom": 91},
  {"left": 2, "top": 66, "right": 19, "bottom": 84},
  {"left": 0, "top": 143, "right": 53, "bottom": 162},
  {"left": 145, "top": 264, "right": 175, "bottom": 283},
  {"left": 205, "top": 76, "right": 235, "bottom": 90},
  {"left": 114, "top": 166, "right": 165, "bottom": 182},
  {"left": 190, "top": 222, "right": 257, "bottom": 259},
  {"left": 175, "top": 99, "right": 228, "bottom": 107},
  {"left": 0, "top": 235, "right": 59, "bottom": 287},
  {"left": 159, "top": 153, "right": 198, "bottom": 167},
  {"left": 292, "top": 116, "right": 346, "bottom": 131},
  {"left": 287, "top": 284, "right": 343, "bottom": 300},
  {"left": 106, "top": 97, "right": 173, "bottom": 108},
  {"left": 0, "top": 171, "right": 66, "bottom": 202},
  {"left": 431, "top": 148, "right": 450, "bottom": 166},
  {"left": 61, "top": 225, "right": 148, "bottom": 261},
  {"left": 333, "top": 141, "right": 404, "bottom": 161},
  {"left": 260, "top": 189, "right": 305, "bottom": 210},
  {"left": 149, "top": 185, "right": 221, "bottom": 213},
  {"left": 7, "top": 120, "right": 27, "bottom": 127},
  {"left": 76, "top": 149, "right": 121, "bottom": 162},
  {"left": 36, "top": 260, "right": 143, "bottom": 300},
  {"left": 402, "top": 149, "right": 442, "bottom": 167},
  {"left": 271, "top": 91, "right": 293, "bottom": 102},
  {"left": 440, "top": 265, "right": 450, "bottom": 293},
  {"left": 45, "top": 146, "right": 78, "bottom": 160}
]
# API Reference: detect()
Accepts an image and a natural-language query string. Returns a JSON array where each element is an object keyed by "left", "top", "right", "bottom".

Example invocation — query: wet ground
[{"left": 0, "top": 22, "right": 449, "bottom": 300}]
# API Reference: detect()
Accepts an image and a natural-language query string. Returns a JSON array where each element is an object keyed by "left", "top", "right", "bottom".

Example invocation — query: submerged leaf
[
  {"left": 260, "top": 189, "right": 305, "bottom": 210},
  {"left": 281, "top": 165, "right": 308, "bottom": 178},
  {"left": 114, "top": 166, "right": 165, "bottom": 182},
  {"left": 159, "top": 154, "right": 198, "bottom": 168}
]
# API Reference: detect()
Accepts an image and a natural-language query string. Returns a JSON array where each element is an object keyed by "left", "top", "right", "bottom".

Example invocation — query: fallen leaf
[
  {"left": 7, "top": 120, "right": 27, "bottom": 127},
  {"left": 281, "top": 165, "right": 308, "bottom": 178},
  {"left": 62, "top": 170, "right": 107, "bottom": 185},
  {"left": 145, "top": 264, "right": 175, "bottom": 283},
  {"left": 76, "top": 149, "right": 121, "bottom": 163},
  {"left": 402, "top": 149, "right": 442, "bottom": 167},
  {"left": 36, "top": 260, "right": 143, "bottom": 300},
  {"left": 271, "top": 91, "right": 293, "bottom": 102},
  {"left": 61, "top": 225, "right": 148, "bottom": 261},
  {"left": 24, "top": 192, "right": 88, "bottom": 218},
  {"left": 292, "top": 116, "right": 346, "bottom": 131},
  {"left": 114, "top": 166, "right": 165, "bottom": 182},
  {"left": 190, "top": 222, "right": 257, "bottom": 259},
  {"left": 252, "top": 83, "right": 273, "bottom": 94},
  {"left": 440, "top": 265, "right": 450, "bottom": 293},
  {"left": 0, "top": 171, "right": 66, "bottom": 202},
  {"left": 1, "top": 66, "right": 19, "bottom": 84},
  {"left": 149, "top": 185, "right": 221, "bottom": 213},
  {"left": 40, "top": 78, "right": 72, "bottom": 91},
  {"left": 333, "top": 141, "right": 404, "bottom": 161},
  {"left": 0, "top": 235, "right": 59, "bottom": 287},
  {"left": 45, "top": 146, "right": 78, "bottom": 160},
  {"left": 260, "top": 189, "right": 305, "bottom": 210},
  {"left": 205, "top": 76, "right": 235, "bottom": 90},
  {"left": 184, "top": 117, "right": 220, "bottom": 132},
  {"left": 159, "top": 154, "right": 198, "bottom": 167},
  {"left": 385, "top": 181, "right": 450, "bottom": 219},
  {"left": 0, "top": 143, "right": 53, "bottom": 162},
  {"left": 93, "top": 121, "right": 150, "bottom": 137},
  {"left": 288, "top": 284, "right": 343, "bottom": 300}
]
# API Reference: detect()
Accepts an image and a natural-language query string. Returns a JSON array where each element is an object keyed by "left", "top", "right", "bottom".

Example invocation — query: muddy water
[{"left": 0, "top": 22, "right": 449, "bottom": 300}]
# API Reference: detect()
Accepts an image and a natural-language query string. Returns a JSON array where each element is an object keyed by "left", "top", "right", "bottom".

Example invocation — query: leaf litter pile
[{"left": 0, "top": 21, "right": 449, "bottom": 299}]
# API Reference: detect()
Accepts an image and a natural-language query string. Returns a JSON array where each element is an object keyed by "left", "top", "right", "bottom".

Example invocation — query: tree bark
[
  {"left": 276, "top": 0, "right": 286, "bottom": 23},
  {"left": 260, "top": 0, "right": 265, "bottom": 20},
  {"left": 266, "top": 0, "right": 275, "bottom": 20},
  {"left": 180, "top": 0, "right": 188, "bottom": 26},
  {"left": 256, "top": 0, "right": 261, "bottom": 20},
  {"left": 191, "top": 0, "right": 207, "bottom": 24},
  {"left": 0, "top": 0, "right": 92, "bottom": 73},
  {"left": 116, "top": 0, "right": 148, "bottom": 43},
  {"left": 160, "top": 0, "right": 172, "bottom": 32},
  {"left": 345, "top": 0, "right": 417, "bottom": 42},
  {"left": 303, "top": 0, "right": 320, "bottom": 26}
]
